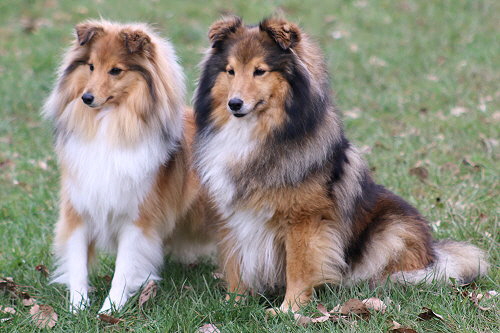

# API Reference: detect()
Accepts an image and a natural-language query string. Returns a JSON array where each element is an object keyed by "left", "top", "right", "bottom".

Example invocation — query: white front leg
[
  {"left": 99, "top": 224, "right": 163, "bottom": 313},
  {"left": 65, "top": 226, "right": 90, "bottom": 313}
]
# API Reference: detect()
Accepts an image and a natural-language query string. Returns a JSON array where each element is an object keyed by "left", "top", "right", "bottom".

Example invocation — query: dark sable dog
[{"left": 193, "top": 16, "right": 489, "bottom": 312}]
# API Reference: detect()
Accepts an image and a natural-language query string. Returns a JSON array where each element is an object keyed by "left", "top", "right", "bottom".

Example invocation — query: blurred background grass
[{"left": 0, "top": 0, "right": 498, "bottom": 332}]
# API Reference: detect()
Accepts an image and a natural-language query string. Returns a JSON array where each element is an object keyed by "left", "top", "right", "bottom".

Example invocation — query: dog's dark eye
[
  {"left": 109, "top": 68, "right": 123, "bottom": 76},
  {"left": 254, "top": 68, "right": 266, "bottom": 76},
  {"left": 89, "top": 64, "right": 94, "bottom": 71},
  {"left": 227, "top": 69, "right": 235, "bottom": 75}
]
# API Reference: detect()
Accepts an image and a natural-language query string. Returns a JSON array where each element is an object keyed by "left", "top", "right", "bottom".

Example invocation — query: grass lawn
[{"left": 0, "top": 0, "right": 498, "bottom": 331}]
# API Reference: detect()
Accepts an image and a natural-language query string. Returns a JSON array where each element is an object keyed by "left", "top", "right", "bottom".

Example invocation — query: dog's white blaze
[
  {"left": 196, "top": 116, "right": 258, "bottom": 214},
  {"left": 61, "top": 111, "right": 170, "bottom": 251},
  {"left": 224, "top": 209, "right": 283, "bottom": 291}
]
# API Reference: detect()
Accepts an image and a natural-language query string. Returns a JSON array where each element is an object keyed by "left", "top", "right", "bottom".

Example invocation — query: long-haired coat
[
  {"left": 193, "top": 17, "right": 489, "bottom": 312},
  {"left": 43, "top": 20, "right": 215, "bottom": 313}
]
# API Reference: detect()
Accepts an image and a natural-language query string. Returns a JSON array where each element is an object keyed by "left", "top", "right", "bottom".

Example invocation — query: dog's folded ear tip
[
  {"left": 259, "top": 18, "right": 301, "bottom": 50},
  {"left": 75, "top": 22, "right": 104, "bottom": 46},
  {"left": 208, "top": 16, "right": 243, "bottom": 47},
  {"left": 120, "top": 29, "right": 152, "bottom": 54}
]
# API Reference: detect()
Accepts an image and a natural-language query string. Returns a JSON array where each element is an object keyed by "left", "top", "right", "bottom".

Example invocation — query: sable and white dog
[
  {"left": 193, "top": 17, "right": 489, "bottom": 313},
  {"left": 43, "top": 20, "right": 215, "bottom": 313}
]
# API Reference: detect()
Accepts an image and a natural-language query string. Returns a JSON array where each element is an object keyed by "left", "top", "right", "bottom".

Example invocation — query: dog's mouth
[
  {"left": 231, "top": 100, "right": 265, "bottom": 118},
  {"left": 87, "top": 96, "right": 114, "bottom": 109}
]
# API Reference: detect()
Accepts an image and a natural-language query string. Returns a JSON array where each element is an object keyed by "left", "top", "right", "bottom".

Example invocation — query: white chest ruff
[
  {"left": 196, "top": 117, "right": 258, "bottom": 214},
  {"left": 197, "top": 117, "right": 284, "bottom": 290},
  {"left": 61, "top": 116, "right": 169, "bottom": 249},
  {"left": 224, "top": 209, "right": 284, "bottom": 291}
]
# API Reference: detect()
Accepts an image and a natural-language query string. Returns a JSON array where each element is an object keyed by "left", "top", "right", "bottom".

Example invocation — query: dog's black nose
[
  {"left": 82, "top": 93, "right": 94, "bottom": 105},
  {"left": 228, "top": 98, "right": 243, "bottom": 111}
]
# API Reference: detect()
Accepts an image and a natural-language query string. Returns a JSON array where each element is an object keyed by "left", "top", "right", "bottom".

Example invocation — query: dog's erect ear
[
  {"left": 120, "top": 29, "right": 152, "bottom": 54},
  {"left": 75, "top": 23, "right": 103, "bottom": 46},
  {"left": 208, "top": 16, "right": 242, "bottom": 48},
  {"left": 259, "top": 18, "right": 301, "bottom": 50}
]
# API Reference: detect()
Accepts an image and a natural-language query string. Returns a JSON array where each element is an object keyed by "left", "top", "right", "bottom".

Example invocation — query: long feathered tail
[{"left": 391, "top": 240, "right": 489, "bottom": 284}]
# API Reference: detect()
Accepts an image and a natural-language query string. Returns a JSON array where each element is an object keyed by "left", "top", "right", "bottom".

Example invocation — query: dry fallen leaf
[
  {"left": 362, "top": 297, "right": 387, "bottom": 313},
  {"left": 35, "top": 264, "right": 49, "bottom": 278},
  {"left": 198, "top": 323, "right": 221, "bottom": 333},
  {"left": 100, "top": 275, "right": 112, "bottom": 283},
  {"left": 392, "top": 328, "right": 418, "bottom": 333},
  {"left": 468, "top": 292, "right": 492, "bottom": 311},
  {"left": 0, "top": 306, "right": 16, "bottom": 314},
  {"left": 368, "top": 56, "right": 387, "bottom": 67},
  {"left": 409, "top": 166, "right": 429, "bottom": 181},
  {"left": 344, "top": 108, "right": 362, "bottom": 119},
  {"left": 340, "top": 299, "right": 370, "bottom": 318},
  {"left": 389, "top": 320, "right": 418, "bottom": 332},
  {"left": 139, "top": 280, "right": 158, "bottom": 308},
  {"left": 461, "top": 158, "right": 482, "bottom": 171},
  {"left": 29, "top": 304, "right": 58, "bottom": 329},
  {"left": 0, "top": 277, "right": 17, "bottom": 293},
  {"left": 20, "top": 292, "right": 36, "bottom": 306},
  {"left": 98, "top": 313, "right": 123, "bottom": 325},
  {"left": 418, "top": 307, "right": 444, "bottom": 321},
  {"left": 450, "top": 106, "right": 467, "bottom": 116}
]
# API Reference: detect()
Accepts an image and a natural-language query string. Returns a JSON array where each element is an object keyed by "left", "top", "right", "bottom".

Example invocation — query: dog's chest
[
  {"left": 225, "top": 209, "right": 285, "bottom": 291},
  {"left": 196, "top": 117, "right": 258, "bottom": 215},
  {"left": 61, "top": 118, "right": 167, "bottom": 224}
]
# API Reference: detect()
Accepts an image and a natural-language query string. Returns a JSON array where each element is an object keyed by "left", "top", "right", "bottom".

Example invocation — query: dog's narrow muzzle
[{"left": 82, "top": 93, "right": 94, "bottom": 105}]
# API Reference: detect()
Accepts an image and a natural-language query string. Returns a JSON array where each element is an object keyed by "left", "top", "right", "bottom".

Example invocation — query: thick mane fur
[
  {"left": 43, "top": 20, "right": 185, "bottom": 147},
  {"left": 194, "top": 17, "right": 345, "bottom": 191}
]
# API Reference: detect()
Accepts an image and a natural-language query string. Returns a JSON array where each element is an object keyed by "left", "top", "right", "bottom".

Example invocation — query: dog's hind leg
[{"left": 99, "top": 224, "right": 163, "bottom": 314}]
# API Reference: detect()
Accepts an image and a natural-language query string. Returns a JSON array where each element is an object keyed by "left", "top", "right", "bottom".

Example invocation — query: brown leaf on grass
[
  {"left": 340, "top": 299, "right": 370, "bottom": 319},
  {"left": 0, "top": 277, "right": 17, "bottom": 292},
  {"left": 468, "top": 292, "right": 493, "bottom": 311},
  {"left": 329, "top": 304, "right": 342, "bottom": 313},
  {"left": 461, "top": 158, "right": 482, "bottom": 171},
  {"left": 440, "top": 162, "right": 460, "bottom": 175},
  {"left": 291, "top": 304, "right": 341, "bottom": 327},
  {"left": 138, "top": 280, "right": 157, "bottom": 308},
  {"left": 98, "top": 314, "right": 123, "bottom": 325},
  {"left": 409, "top": 166, "right": 429, "bottom": 181},
  {"left": 450, "top": 106, "right": 467, "bottom": 116},
  {"left": 35, "top": 265, "right": 49, "bottom": 278},
  {"left": 293, "top": 313, "right": 331, "bottom": 326},
  {"left": 418, "top": 307, "right": 444, "bottom": 321},
  {"left": 0, "top": 306, "right": 16, "bottom": 314},
  {"left": 20, "top": 292, "right": 36, "bottom": 306},
  {"left": 100, "top": 275, "right": 112, "bottom": 283},
  {"left": 0, "top": 159, "right": 13, "bottom": 169},
  {"left": 198, "top": 323, "right": 221, "bottom": 333},
  {"left": 390, "top": 320, "right": 418, "bottom": 332},
  {"left": 362, "top": 297, "right": 387, "bottom": 313},
  {"left": 391, "top": 328, "right": 418, "bottom": 333},
  {"left": 29, "top": 304, "right": 58, "bottom": 329}
]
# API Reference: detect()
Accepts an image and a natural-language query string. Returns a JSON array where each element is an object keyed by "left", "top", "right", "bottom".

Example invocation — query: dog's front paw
[
  {"left": 69, "top": 290, "right": 89, "bottom": 314},
  {"left": 98, "top": 297, "right": 117, "bottom": 314}
]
